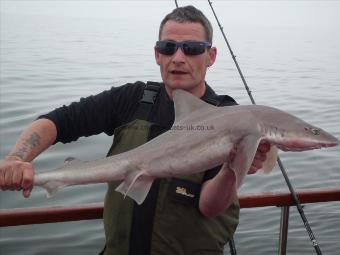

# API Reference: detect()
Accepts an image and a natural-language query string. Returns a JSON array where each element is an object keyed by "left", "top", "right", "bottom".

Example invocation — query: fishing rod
[{"left": 206, "top": 0, "right": 323, "bottom": 254}]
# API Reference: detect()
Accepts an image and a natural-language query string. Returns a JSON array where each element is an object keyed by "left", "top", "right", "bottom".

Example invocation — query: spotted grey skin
[{"left": 34, "top": 90, "right": 338, "bottom": 204}]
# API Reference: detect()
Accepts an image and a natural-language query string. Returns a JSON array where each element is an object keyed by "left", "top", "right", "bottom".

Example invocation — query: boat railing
[{"left": 1, "top": 188, "right": 340, "bottom": 255}]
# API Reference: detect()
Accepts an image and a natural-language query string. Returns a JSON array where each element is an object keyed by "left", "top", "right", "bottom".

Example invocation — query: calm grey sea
[{"left": 0, "top": 1, "right": 339, "bottom": 255}]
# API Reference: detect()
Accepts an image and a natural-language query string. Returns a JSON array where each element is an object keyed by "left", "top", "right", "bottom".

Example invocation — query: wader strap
[
  {"left": 205, "top": 95, "right": 235, "bottom": 107},
  {"left": 204, "top": 97, "right": 221, "bottom": 106},
  {"left": 132, "top": 81, "right": 161, "bottom": 120}
]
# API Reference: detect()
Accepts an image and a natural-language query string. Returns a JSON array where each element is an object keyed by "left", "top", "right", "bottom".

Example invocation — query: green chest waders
[{"left": 102, "top": 82, "right": 240, "bottom": 255}]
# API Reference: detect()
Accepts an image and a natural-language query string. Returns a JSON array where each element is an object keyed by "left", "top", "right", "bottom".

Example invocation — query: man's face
[{"left": 155, "top": 20, "right": 216, "bottom": 97}]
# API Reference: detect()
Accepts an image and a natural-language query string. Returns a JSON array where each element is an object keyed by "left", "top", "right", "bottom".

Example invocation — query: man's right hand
[
  {"left": 0, "top": 118, "right": 57, "bottom": 198},
  {"left": 0, "top": 157, "right": 34, "bottom": 198}
]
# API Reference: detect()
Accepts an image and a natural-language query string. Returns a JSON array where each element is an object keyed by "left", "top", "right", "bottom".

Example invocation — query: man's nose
[{"left": 172, "top": 47, "right": 186, "bottom": 63}]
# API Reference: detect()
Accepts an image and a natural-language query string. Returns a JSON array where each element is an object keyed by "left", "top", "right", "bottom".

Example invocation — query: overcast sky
[{"left": 1, "top": 1, "right": 339, "bottom": 29}]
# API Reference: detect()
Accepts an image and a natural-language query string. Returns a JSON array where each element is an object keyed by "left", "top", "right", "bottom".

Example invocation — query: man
[{"left": 0, "top": 6, "right": 270, "bottom": 255}]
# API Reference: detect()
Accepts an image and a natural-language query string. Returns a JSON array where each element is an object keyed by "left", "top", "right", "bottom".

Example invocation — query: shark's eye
[
  {"left": 305, "top": 127, "right": 321, "bottom": 135},
  {"left": 311, "top": 128, "right": 321, "bottom": 135}
]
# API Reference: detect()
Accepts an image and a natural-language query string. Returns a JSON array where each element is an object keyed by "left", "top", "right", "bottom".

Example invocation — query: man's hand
[
  {"left": 0, "top": 156, "right": 34, "bottom": 198},
  {"left": 248, "top": 141, "right": 271, "bottom": 174},
  {"left": 0, "top": 118, "right": 57, "bottom": 198},
  {"left": 199, "top": 141, "right": 272, "bottom": 217}
]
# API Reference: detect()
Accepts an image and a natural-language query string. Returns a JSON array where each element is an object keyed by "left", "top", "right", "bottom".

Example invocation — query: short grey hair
[{"left": 159, "top": 5, "right": 213, "bottom": 43}]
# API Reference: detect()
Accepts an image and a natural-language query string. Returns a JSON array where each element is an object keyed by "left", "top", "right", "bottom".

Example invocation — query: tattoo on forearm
[{"left": 10, "top": 132, "right": 41, "bottom": 159}]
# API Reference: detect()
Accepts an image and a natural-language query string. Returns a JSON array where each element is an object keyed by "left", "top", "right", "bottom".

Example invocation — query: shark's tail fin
[
  {"left": 34, "top": 157, "right": 79, "bottom": 198},
  {"left": 39, "top": 181, "right": 66, "bottom": 198}
]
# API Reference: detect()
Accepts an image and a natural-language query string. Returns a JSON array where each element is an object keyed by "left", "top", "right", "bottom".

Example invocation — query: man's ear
[
  {"left": 154, "top": 47, "right": 160, "bottom": 65},
  {"left": 207, "top": 47, "right": 217, "bottom": 67}
]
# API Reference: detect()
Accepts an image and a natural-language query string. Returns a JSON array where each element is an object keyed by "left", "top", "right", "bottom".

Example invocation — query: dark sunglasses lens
[
  {"left": 156, "top": 41, "right": 210, "bottom": 56},
  {"left": 157, "top": 41, "right": 176, "bottom": 55},
  {"left": 183, "top": 42, "right": 206, "bottom": 55}
]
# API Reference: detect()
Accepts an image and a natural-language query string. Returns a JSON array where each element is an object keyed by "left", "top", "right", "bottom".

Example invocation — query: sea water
[{"left": 0, "top": 1, "right": 339, "bottom": 254}]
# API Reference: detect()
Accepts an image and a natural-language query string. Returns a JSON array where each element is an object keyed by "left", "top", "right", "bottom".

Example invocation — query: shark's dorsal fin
[{"left": 172, "top": 89, "right": 216, "bottom": 121}]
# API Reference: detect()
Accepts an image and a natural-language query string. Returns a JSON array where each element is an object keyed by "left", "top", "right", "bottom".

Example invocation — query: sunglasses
[{"left": 155, "top": 40, "right": 212, "bottom": 56}]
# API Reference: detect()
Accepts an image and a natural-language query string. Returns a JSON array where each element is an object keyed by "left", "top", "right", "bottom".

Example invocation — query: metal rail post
[{"left": 278, "top": 206, "right": 290, "bottom": 255}]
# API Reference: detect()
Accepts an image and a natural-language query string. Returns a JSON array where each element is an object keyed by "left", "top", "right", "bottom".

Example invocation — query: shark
[{"left": 33, "top": 89, "right": 339, "bottom": 204}]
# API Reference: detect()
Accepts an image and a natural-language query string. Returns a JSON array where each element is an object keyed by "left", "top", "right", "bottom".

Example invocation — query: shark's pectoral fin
[
  {"left": 261, "top": 145, "right": 278, "bottom": 174},
  {"left": 230, "top": 135, "right": 262, "bottom": 187},
  {"left": 115, "top": 171, "right": 155, "bottom": 205}
]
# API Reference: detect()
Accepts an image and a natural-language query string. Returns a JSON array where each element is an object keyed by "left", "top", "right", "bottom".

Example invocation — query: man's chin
[{"left": 167, "top": 81, "right": 192, "bottom": 90}]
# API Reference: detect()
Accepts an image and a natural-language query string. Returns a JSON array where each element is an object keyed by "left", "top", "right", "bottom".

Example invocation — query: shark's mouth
[
  {"left": 275, "top": 141, "right": 336, "bottom": 152},
  {"left": 276, "top": 144, "right": 322, "bottom": 152}
]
